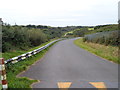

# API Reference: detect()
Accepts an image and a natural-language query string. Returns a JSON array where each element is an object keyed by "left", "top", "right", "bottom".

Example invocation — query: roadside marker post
[{"left": 0, "top": 58, "right": 8, "bottom": 89}]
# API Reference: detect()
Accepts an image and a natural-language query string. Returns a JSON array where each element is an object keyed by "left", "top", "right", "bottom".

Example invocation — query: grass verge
[
  {"left": 3, "top": 40, "right": 59, "bottom": 88},
  {"left": 2, "top": 39, "right": 57, "bottom": 60},
  {"left": 74, "top": 38, "right": 119, "bottom": 64}
]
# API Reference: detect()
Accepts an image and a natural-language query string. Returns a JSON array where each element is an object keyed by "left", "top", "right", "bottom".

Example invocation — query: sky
[
  {"left": 118, "top": 1, "right": 120, "bottom": 20},
  {"left": 0, "top": 0, "right": 119, "bottom": 27}
]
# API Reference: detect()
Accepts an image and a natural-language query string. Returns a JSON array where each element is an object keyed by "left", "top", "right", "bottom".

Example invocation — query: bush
[
  {"left": 73, "top": 28, "right": 89, "bottom": 37},
  {"left": 2, "top": 25, "right": 48, "bottom": 52},
  {"left": 27, "top": 29, "right": 48, "bottom": 46},
  {"left": 83, "top": 30, "right": 119, "bottom": 46}
]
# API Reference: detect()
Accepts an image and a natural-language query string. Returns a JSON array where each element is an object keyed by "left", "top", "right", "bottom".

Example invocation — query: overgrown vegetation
[
  {"left": 74, "top": 38, "right": 119, "bottom": 64},
  {"left": 83, "top": 30, "right": 119, "bottom": 46},
  {"left": 2, "top": 25, "right": 48, "bottom": 52},
  {"left": 2, "top": 24, "right": 81, "bottom": 52},
  {"left": 2, "top": 24, "right": 118, "bottom": 53},
  {"left": 3, "top": 39, "right": 56, "bottom": 60},
  {"left": 64, "top": 27, "right": 89, "bottom": 37},
  {"left": 71, "top": 24, "right": 119, "bottom": 46},
  {"left": 72, "top": 28, "right": 89, "bottom": 37},
  {"left": 94, "top": 24, "right": 118, "bottom": 32}
]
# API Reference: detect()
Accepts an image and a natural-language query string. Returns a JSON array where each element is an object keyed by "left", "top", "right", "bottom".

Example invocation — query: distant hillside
[
  {"left": 64, "top": 24, "right": 118, "bottom": 37},
  {"left": 87, "top": 24, "right": 118, "bottom": 34}
]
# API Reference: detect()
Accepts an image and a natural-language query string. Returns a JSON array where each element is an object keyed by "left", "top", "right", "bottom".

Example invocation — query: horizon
[{"left": 2, "top": 21, "right": 117, "bottom": 28}]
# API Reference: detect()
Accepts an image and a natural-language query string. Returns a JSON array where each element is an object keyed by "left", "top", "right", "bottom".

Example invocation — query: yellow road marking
[
  {"left": 89, "top": 82, "right": 107, "bottom": 90},
  {"left": 57, "top": 82, "right": 72, "bottom": 89}
]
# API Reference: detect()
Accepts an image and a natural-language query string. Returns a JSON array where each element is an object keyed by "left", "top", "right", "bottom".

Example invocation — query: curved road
[{"left": 19, "top": 38, "right": 118, "bottom": 88}]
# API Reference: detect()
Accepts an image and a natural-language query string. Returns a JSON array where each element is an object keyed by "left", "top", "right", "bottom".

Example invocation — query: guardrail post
[{"left": 0, "top": 58, "right": 8, "bottom": 89}]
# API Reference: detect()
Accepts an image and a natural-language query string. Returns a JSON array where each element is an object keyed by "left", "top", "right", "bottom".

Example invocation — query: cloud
[{"left": 0, "top": 0, "right": 119, "bottom": 26}]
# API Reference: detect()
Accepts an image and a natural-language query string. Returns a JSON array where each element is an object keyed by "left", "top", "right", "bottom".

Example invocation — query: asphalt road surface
[{"left": 19, "top": 38, "right": 118, "bottom": 89}]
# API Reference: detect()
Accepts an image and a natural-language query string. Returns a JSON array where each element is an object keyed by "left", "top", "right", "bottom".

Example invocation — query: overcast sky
[{"left": 0, "top": 0, "right": 119, "bottom": 27}]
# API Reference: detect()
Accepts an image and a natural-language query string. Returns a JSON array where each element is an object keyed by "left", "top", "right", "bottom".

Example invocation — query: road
[{"left": 19, "top": 38, "right": 118, "bottom": 89}]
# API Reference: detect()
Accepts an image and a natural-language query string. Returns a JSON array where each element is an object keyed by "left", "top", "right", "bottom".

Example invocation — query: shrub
[
  {"left": 2, "top": 25, "right": 48, "bottom": 52},
  {"left": 83, "top": 30, "right": 119, "bottom": 46}
]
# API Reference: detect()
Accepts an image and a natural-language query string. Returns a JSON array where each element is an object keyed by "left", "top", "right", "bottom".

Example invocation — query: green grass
[
  {"left": 88, "top": 28, "right": 94, "bottom": 30},
  {"left": 74, "top": 38, "right": 119, "bottom": 64},
  {"left": 3, "top": 40, "right": 59, "bottom": 88},
  {"left": 64, "top": 31, "right": 74, "bottom": 36},
  {"left": 0, "top": 86, "right": 1, "bottom": 90}
]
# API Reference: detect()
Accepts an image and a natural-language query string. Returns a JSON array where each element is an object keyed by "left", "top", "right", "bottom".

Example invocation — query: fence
[{"left": 0, "top": 39, "right": 61, "bottom": 89}]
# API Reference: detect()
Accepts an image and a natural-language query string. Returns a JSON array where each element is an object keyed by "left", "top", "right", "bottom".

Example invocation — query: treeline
[
  {"left": 2, "top": 24, "right": 81, "bottom": 52},
  {"left": 23, "top": 25, "right": 82, "bottom": 39},
  {"left": 3, "top": 23, "right": 117, "bottom": 52},
  {"left": 69, "top": 24, "right": 118, "bottom": 37},
  {"left": 89, "top": 24, "right": 118, "bottom": 34}
]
